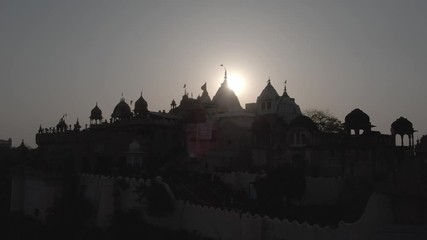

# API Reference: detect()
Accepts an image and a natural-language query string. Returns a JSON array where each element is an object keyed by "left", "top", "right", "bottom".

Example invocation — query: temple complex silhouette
[{"left": 6, "top": 69, "right": 427, "bottom": 239}]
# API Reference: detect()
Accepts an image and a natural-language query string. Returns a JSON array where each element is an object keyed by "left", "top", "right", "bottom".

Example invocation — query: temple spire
[{"left": 284, "top": 80, "right": 287, "bottom": 93}]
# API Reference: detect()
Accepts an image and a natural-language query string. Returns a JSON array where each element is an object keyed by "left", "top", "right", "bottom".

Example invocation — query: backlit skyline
[{"left": 1, "top": 0, "right": 427, "bottom": 147}]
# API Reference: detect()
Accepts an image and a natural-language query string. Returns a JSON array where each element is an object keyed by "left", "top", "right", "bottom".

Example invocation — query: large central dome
[
  {"left": 111, "top": 98, "right": 132, "bottom": 120},
  {"left": 212, "top": 78, "right": 242, "bottom": 112}
]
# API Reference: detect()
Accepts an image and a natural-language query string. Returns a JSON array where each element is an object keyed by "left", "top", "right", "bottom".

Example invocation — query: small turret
[
  {"left": 391, "top": 117, "right": 415, "bottom": 146},
  {"left": 90, "top": 102, "right": 103, "bottom": 124},
  {"left": 171, "top": 99, "right": 177, "bottom": 109},
  {"left": 344, "top": 108, "right": 373, "bottom": 135},
  {"left": 74, "top": 118, "right": 81, "bottom": 131},
  {"left": 56, "top": 115, "right": 68, "bottom": 132}
]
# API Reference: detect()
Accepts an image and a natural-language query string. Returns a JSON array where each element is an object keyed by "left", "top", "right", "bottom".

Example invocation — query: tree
[{"left": 304, "top": 109, "right": 343, "bottom": 133}]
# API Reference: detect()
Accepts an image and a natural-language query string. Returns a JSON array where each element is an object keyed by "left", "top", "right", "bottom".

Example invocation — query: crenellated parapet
[
  {"left": 77, "top": 173, "right": 393, "bottom": 239},
  {"left": 79, "top": 173, "right": 149, "bottom": 186},
  {"left": 172, "top": 199, "right": 335, "bottom": 240}
]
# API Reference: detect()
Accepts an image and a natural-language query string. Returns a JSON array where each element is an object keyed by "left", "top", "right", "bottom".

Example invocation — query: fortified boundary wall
[
  {"left": 215, "top": 171, "right": 343, "bottom": 205},
  {"left": 79, "top": 174, "right": 392, "bottom": 240},
  {"left": 10, "top": 173, "right": 62, "bottom": 222}
]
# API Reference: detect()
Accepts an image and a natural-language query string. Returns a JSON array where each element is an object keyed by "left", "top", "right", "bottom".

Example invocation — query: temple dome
[
  {"left": 111, "top": 98, "right": 133, "bottom": 119},
  {"left": 90, "top": 103, "right": 103, "bottom": 120},
  {"left": 134, "top": 94, "right": 148, "bottom": 114},
  {"left": 276, "top": 86, "right": 302, "bottom": 123},
  {"left": 255, "top": 80, "right": 301, "bottom": 122},
  {"left": 212, "top": 79, "right": 242, "bottom": 112},
  {"left": 257, "top": 81, "right": 279, "bottom": 103}
]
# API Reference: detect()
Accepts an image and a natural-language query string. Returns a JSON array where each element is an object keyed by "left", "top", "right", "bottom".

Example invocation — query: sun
[{"left": 227, "top": 73, "right": 246, "bottom": 95}]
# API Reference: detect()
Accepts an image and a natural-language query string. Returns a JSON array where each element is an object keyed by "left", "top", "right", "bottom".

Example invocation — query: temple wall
[
  {"left": 10, "top": 174, "right": 62, "bottom": 222},
  {"left": 78, "top": 174, "right": 393, "bottom": 239},
  {"left": 304, "top": 177, "right": 343, "bottom": 205},
  {"left": 215, "top": 171, "right": 343, "bottom": 205}
]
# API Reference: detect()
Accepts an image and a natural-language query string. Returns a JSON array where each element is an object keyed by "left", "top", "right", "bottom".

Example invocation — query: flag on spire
[
  {"left": 220, "top": 64, "right": 227, "bottom": 84},
  {"left": 201, "top": 82, "right": 207, "bottom": 91}
]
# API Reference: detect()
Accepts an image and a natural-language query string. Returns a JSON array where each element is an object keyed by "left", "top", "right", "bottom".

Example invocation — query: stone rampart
[{"left": 79, "top": 174, "right": 392, "bottom": 239}]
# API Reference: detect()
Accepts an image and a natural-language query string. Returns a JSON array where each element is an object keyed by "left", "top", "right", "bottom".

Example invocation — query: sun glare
[{"left": 227, "top": 73, "right": 246, "bottom": 95}]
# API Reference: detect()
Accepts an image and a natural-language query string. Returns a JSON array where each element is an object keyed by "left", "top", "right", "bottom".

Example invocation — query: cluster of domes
[
  {"left": 81, "top": 73, "right": 416, "bottom": 141},
  {"left": 89, "top": 93, "right": 150, "bottom": 124},
  {"left": 256, "top": 79, "right": 301, "bottom": 123}
]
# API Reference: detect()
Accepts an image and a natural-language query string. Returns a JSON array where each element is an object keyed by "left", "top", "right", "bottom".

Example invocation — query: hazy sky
[{"left": 1, "top": 0, "right": 426, "bottom": 147}]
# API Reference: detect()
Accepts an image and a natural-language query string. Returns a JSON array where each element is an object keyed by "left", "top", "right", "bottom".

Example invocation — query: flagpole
[{"left": 220, "top": 64, "right": 227, "bottom": 84}]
